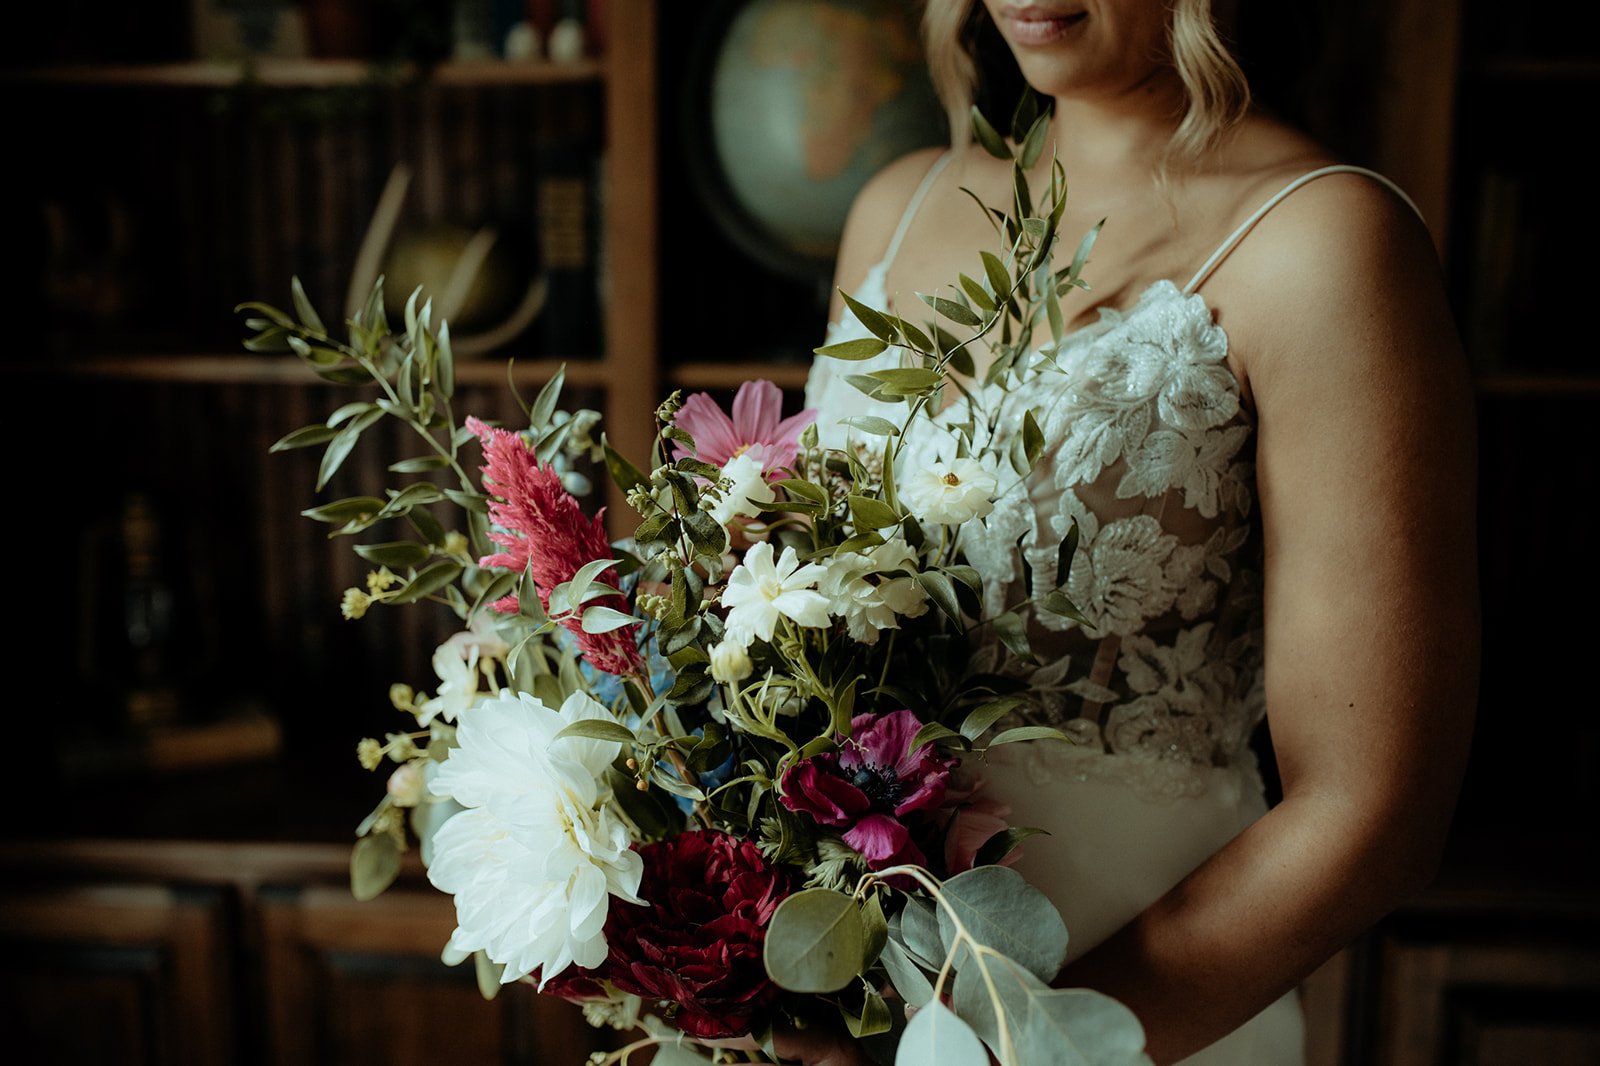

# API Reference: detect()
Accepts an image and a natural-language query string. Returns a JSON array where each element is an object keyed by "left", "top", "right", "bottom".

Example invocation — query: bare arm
[{"left": 1052, "top": 176, "right": 1479, "bottom": 1063}]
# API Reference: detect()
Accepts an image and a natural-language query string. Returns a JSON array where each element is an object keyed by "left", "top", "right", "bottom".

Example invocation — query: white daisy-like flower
[
  {"left": 721, "top": 541, "right": 830, "bottom": 646},
  {"left": 427, "top": 690, "right": 644, "bottom": 987},
  {"left": 900, "top": 457, "right": 997, "bottom": 525},
  {"left": 818, "top": 540, "right": 929, "bottom": 645},
  {"left": 707, "top": 451, "right": 776, "bottom": 526}
]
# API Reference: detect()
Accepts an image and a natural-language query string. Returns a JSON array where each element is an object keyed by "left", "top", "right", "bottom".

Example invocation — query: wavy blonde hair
[{"left": 922, "top": 0, "right": 1251, "bottom": 166}]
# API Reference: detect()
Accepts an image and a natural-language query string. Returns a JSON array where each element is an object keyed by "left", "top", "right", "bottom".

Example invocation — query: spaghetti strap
[
  {"left": 1182, "top": 164, "right": 1426, "bottom": 296},
  {"left": 879, "top": 150, "right": 957, "bottom": 274}
]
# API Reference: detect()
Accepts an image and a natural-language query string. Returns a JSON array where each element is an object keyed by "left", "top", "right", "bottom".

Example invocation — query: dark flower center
[{"left": 850, "top": 762, "right": 903, "bottom": 809}]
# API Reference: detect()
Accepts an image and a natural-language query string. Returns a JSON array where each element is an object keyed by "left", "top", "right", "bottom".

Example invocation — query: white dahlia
[{"left": 426, "top": 690, "right": 643, "bottom": 986}]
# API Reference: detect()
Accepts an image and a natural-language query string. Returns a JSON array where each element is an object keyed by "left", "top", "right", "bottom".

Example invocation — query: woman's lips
[{"left": 998, "top": 6, "right": 1088, "bottom": 46}]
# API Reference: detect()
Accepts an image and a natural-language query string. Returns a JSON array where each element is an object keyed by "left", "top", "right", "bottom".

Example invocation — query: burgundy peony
[
  {"left": 779, "top": 709, "right": 958, "bottom": 869},
  {"left": 601, "top": 829, "right": 791, "bottom": 1039}
]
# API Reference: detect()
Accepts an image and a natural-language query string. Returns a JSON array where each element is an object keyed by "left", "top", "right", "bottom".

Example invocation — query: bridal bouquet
[{"left": 250, "top": 100, "right": 1150, "bottom": 1065}]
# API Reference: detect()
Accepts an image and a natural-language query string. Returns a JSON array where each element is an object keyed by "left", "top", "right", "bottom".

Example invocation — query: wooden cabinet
[
  {"left": 0, "top": 883, "right": 234, "bottom": 1066},
  {"left": 0, "top": 842, "right": 606, "bottom": 1066}
]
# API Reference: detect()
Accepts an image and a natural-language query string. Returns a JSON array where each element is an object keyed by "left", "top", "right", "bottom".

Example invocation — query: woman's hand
[
  {"left": 699, "top": 1018, "right": 874, "bottom": 1066},
  {"left": 769, "top": 1018, "right": 875, "bottom": 1066}
]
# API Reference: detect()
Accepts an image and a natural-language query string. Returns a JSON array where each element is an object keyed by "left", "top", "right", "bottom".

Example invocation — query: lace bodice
[
  {"left": 809, "top": 276, "right": 1262, "bottom": 800},
  {"left": 806, "top": 160, "right": 1422, "bottom": 801}
]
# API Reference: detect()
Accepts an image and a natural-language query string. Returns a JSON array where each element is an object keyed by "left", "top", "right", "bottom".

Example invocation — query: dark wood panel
[
  {"left": 0, "top": 884, "right": 233, "bottom": 1066},
  {"left": 259, "top": 885, "right": 599, "bottom": 1066}
]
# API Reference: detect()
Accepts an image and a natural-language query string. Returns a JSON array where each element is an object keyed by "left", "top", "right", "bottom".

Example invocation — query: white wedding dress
[{"left": 807, "top": 155, "right": 1422, "bottom": 1064}]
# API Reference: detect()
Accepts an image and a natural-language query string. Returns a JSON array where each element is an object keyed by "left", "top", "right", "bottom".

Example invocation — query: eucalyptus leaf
[
  {"left": 843, "top": 981, "right": 894, "bottom": 1039},
  {"left": 936, "top": 865, "right": 1068, "bottom": 983},
  {"left": 898, "top": 895, "right": 944, "bottom": 969},
  {"left": 896, "top": 1000, "right": 988, "bottom": 1066},
  {"left": 763, "top": 889, "right": 868, "bottom": 993},
  {"left": 880, "top": 934, "right": 935, "bottom": 1008}
]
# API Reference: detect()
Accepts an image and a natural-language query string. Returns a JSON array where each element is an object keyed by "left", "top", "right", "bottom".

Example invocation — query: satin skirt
[{"left": 978, "top": 745, "right": 1306, "bottom": 1066}]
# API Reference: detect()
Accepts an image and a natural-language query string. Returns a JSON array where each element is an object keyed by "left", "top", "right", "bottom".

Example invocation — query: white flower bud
[
  {"left": 709, "top": 640, "right": 754, "bottom": 684},
  {"left": 386, "top": 761, "right": 427, "bottom": 807}
]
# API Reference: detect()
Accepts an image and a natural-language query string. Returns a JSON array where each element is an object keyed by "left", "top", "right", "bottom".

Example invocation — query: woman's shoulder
[
  {"left": 1199, "top": 117, "right": 1457, "bottom": 390},
  {"left": 1203, "top": 115, "right": 1437, "bottom": 289},
  {"left": 830, "top": 145, "right": 952, "bottom": 304}
]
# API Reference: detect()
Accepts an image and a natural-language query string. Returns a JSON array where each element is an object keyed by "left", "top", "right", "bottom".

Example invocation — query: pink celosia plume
[
  {"left": 467, "top": 416, "right": 642, "bottom": 677},
  {"left": 671, "top": 380, "right": 816, "bottom": 473}
]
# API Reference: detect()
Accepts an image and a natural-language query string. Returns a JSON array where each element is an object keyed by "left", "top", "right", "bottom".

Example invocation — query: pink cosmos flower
[
  {"left": 778, "top": 709, "right": 957, "bottom": 871},
  {"left": 671, "top": 380, "right": 816, "bottom": 473},
  {"left": 467, "top": 417, "right": 643, "bottom": 677}
]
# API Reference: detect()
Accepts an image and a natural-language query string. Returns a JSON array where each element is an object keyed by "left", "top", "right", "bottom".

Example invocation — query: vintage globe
[{"left": 701, "top": 0, "right": 948, "bottom": 280}]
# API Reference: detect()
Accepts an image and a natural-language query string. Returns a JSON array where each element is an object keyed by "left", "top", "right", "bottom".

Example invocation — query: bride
[{"left": 787, "top": 1, "right": 1478, "bottom": 1063}]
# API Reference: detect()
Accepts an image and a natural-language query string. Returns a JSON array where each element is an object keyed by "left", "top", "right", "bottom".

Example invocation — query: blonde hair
[{"left": 922, "top": 0, "right": 1251, "bottom": 166}]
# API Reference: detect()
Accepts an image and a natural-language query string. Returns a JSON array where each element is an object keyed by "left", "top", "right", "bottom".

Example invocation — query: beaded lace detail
[{"left": 808, "top": 278, "right": 1264, "bottom": 801}]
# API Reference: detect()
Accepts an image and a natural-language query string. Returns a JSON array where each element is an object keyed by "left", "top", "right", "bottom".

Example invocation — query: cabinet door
[
  {"left": 0, "top": 883, "right": 233, "bottom": 1066},
  {"left": 1371, "top": 911, "right": 1600, "bottom": 1065},
  {"left": 259, "top": 885, "right": 601, "bottom": 1066}
]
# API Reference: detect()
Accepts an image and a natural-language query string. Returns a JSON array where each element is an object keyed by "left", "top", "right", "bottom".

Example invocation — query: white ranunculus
[
  {"left": 818, "top": 541, "right": 930, "bottom": 645},
  {"left": 708, "top": 451, "right": 777, "bottom": 526},
  {"left": 900, "top": 457, "right": 998, "bottom": 525},
  {"left": 721, "top": 541, "right": 830, "bottom": 646},
  {"left": 427, "top": 690, "right": 644, "bottom": 987},
  {"left": 709, "top": 640, "right": 754, "bottom": 683}
]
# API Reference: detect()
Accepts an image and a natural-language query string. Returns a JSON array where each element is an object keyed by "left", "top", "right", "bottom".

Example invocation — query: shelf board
[
  {"left": 1466, "top": 58, "right": 1600, "bottom": 83},
  {"left": 0, "top": 56, "right": 604, "bottom": 89},
  {"left": 1475, "top": 373, "right": 1600, "bottom": 396},
  {"left": 668, "top": 362, "right": 811, "bottom": 390},
  {"left": 18, "top": 353, "right": 608, "bottom": 387}
]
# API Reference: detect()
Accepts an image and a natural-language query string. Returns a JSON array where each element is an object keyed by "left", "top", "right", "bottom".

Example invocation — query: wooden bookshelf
[{"left": 0, "top": 56, "right": 604, "bottom": 88}]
